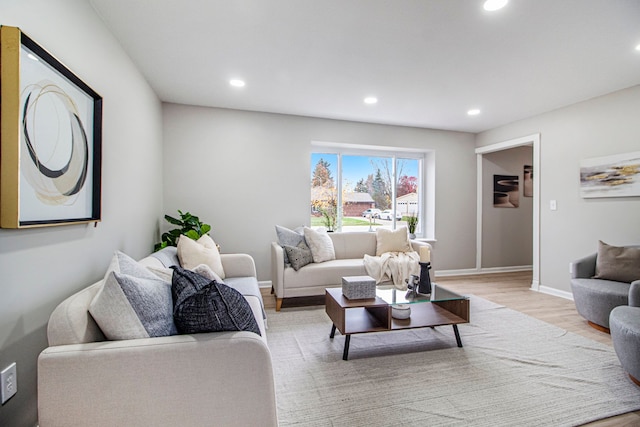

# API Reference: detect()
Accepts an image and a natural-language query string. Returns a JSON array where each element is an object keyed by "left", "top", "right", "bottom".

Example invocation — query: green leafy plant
[
  {"left": 154, "top": 210, "right": 212, "bottom": 251},
  {"left": 404, "top": 214, "right": 418, "bottom": 234}
]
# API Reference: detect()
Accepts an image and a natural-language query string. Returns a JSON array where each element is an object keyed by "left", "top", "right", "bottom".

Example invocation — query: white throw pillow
[
  {"left": 147, "top": 263, "right": 224, "bottom": 284},
  {"left": 376, "top": 226, "right": 412, "bottom": 256},
  {"left": 303, "top": 227, "right": 336, "bottom": 263},
  {"left": 177, "top": 234, "right": 225, "bottom": 279}
]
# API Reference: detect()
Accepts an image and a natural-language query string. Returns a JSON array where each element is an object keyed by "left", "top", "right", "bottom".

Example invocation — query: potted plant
[
  {"left": 154, "top": 210, "right": 212, "bottom": 251},
  {"left": 405, "top": 214, "right": 418, "bottom": 239}
]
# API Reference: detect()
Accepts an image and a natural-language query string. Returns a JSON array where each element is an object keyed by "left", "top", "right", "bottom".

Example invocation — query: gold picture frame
[{"left": 0, "top": 26, "right": 102, "bottom": 228}]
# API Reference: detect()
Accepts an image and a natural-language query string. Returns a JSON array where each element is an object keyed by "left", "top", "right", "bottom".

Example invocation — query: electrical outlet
[{"left": 1, "top": 362, "right": 17, "bottom": 404}]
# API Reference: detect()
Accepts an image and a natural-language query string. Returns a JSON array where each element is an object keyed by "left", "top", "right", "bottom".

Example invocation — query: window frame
[{"left": 311, "top": 141, "right": 435, "bottom": 239}]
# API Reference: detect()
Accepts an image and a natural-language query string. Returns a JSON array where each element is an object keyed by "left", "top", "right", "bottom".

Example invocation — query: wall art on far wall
[
  {"left": 580, "top": 151, "right": 640, "bottom": 199},
  {"left": 494, "top": 174, "right": 519, "bottom": 208},
  {"left": 0, "top": 26, "right": 102, "bottom": 228},
  {"left": 523, "top": 165, "right": 533, "bottom": 197}
]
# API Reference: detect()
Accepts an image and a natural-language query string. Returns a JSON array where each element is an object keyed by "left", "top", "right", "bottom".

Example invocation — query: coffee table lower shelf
[{"left": 325, "top": 288, "right": 469, "bottom": 360}]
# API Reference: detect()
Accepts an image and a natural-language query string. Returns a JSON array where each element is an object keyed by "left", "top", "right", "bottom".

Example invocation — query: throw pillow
[
  {"left": 147, "top": 263, "right": 223, "bottom": 284},
  {"left": 171, "top": 267, "right": 260, "bottom": 336},
  {"left": 89, "top": 251, "right": 177, "bottom": 340},
  {"left": 303, "top": 227, "right": 336, "bottom": 263},
  {"left": 376, "top": 226, "right": 413, "bottom": 256},
  {"left": 275, "top": 225, "right": 305, "bottom": 264},
  {"left": 593, "top": 240, "right": 640, "bottom": 283},
  {"left": 177, "top": 234, "right": 225, "bottom": 279},
  {"left": 283, "top": 241, "right": 314, "bottom": 271}
]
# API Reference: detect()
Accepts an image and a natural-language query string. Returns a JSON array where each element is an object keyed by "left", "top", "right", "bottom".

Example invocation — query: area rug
[{"left": 265, "top": 296, "right": 640, "bottom": 426}]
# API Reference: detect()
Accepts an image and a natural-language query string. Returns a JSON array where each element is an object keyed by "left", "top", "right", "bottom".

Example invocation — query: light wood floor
[{"left": 262, "top": 271, "right": 640, "bottom": 426}]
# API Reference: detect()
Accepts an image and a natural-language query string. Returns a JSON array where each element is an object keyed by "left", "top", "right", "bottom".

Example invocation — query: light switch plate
[{"left": 1, "top": 362, "right": 17, "bottom": 404}]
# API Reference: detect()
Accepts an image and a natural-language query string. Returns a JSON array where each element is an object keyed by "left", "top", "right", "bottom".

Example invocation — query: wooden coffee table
[{"left": 325, "top": 285, "right": 470, "bottom": 360}]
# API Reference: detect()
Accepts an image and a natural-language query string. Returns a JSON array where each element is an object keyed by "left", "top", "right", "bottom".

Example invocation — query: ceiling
[{"left": 89, "top": 0, "right": 640, "bottom": 133}]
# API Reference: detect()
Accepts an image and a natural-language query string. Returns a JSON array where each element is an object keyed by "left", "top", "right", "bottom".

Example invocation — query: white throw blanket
[{"left": 363, "top": 251, "right": 420, "bottom": 290}]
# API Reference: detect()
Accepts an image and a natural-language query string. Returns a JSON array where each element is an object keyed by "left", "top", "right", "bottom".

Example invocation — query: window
[{"left": 310, "top": 144, "right": 428, "bottom": 236}]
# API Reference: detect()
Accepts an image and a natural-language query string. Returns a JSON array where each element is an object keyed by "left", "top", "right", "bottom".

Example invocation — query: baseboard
[
  {"left": 259, "top": 280, "right": 272, "bottom": 289},
  {"left": 538, "top": 285, "right": 574, "bottom": 301},
  {"left": 436, "top": 265, "right": 533, "bottom": 277}
]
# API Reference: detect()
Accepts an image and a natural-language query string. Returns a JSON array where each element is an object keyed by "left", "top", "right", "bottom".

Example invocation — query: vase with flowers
[{"left": 405, "top": 214, "right": 418, "bottom": 239}]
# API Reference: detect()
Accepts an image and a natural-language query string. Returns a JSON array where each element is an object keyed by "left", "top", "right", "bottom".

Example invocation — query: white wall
[
  {"left": 476, "top": 85, "right": 640, "bottom": 295},
  {"left": 0, "top": 1, "right": 163, "bottom": 425},
  {"left": 162, "top": 104, "right": 477, "bottom": 281},
  {"left": 482, "top": 146, "right": 533, "bottom": 268}
]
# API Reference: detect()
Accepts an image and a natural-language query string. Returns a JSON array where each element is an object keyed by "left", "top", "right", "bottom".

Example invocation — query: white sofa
[
  {"left": 271, "top": 231, "right": 432, "bottom": 311},
  {"left": 38, "top": 247, "right": 277, "bottom": 427}
]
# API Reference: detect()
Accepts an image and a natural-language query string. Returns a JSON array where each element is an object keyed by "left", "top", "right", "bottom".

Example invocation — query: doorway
[{"left": 475, "top": 134, "right": 540, "bottom": 290}]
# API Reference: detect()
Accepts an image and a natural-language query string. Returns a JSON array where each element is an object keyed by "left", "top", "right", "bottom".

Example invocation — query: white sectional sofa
[
  {"left": 38, "top": 247, "right": 277, "bottom": 427},
  {"left": 271, "top": 231, "right": 432, "bottom": 311}
]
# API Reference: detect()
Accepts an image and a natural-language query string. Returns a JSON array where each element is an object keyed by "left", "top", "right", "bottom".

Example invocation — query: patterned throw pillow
[
  {"left": 171, "top": 267, "right": 260, "bottom": 336},
  {"left": 283, "top": 241, "right": 314, "bottom": 271},
  {"left": 275, "top": 225, "right": 305, "bottom": 264}
]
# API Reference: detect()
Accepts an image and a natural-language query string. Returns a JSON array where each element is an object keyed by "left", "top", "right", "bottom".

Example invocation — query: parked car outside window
[
  {"left": 380, "top": 209, "right": 402, "bottom": 221},
  {"left": 361, "top": 208, "right": 382, "bottom": 218}
]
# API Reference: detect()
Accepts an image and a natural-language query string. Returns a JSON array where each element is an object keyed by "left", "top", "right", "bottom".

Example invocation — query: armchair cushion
[
  {"left": 89, "top": 251, "right": 177, "bottom": 340},
  {"left": 593, "top": 240, "right": 640, "bottom": 283},
  {"left": 171, "top": 267, "right": 260, "bottom": 336}
]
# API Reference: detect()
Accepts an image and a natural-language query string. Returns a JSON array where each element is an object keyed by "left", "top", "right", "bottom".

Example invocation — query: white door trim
[{"left": 475, "top": 133, "right": 541, "bottom": 291}]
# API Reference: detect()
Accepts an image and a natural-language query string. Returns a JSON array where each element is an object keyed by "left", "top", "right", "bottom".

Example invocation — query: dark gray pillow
[
  {"left": 276, "top": 225, "right": 305, "bottom": 264},
  {"left": 593, "top": 240, "right": 640, "bottom": 283},
  {"left": 283, "top": 241, "right": 313, "bottom": 271},
  {"left": 171, "top": 267, "right": 260, "bottom": 336}
]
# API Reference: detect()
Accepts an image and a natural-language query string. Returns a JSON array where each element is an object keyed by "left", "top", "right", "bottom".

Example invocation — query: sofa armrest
[
  {"left": 38, "top": 332, "right": 277, "bottom": 427},
  {"left": 630, "top": 281, "right": 640, "bottom": 307},
  {"left": 570, "top": 253, "right": 597, "bottom": 279},
  {"left": 271, "top": 242, "right": 285, "bottom": 298},
  {"left": 220, "top": 253, "right": 257, "bottom": 278}
]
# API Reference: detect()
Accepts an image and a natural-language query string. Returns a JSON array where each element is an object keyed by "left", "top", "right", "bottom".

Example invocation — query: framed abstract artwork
[
  {"left": 580, "top": 151, "right": 640, "bottom": 198},
  {"left": 493, "top": 174, "right": 519, "bottom": 208},
  {"left": 1, "top": 26, "right": 102, "bottom": 228}
]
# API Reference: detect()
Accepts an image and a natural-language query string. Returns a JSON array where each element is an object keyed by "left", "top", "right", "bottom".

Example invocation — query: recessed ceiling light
[
  {"left": 635, "top": 43, "right": 640, "bottom": 52},
  {"left": 229, "top": 79, "right": 245, "bottom": 87},
  {"left": 467, "top": 109, "right": 481, "bottom": 116},
  {"left": 364, "top": 96, "right": 378, "bottom": 105},
  {"left": 483, "top": 0, "right": 508, "bottom": 11}
]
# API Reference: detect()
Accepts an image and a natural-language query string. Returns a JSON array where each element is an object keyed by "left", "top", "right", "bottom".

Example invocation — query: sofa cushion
[
  {"left": 375, "top": 226, "right": 412, "bottom": 256},
  {"left": 283, "top": 241, "right": 314, "bottom": 271},
  {"left": 594, "top": 240, "right": 640, "bottom": 283},
  {"left": 275, "top": 225, "right": 305, "bottom": 264},
  {"left": 304, "top": 227, "right": 336, "bottom": 263},
  {"left": 177, "top": 234, "right": 225, "bottom": 279},
  {"left": 171, "top": 267, "right": 261, "bottom": 336},
  {"left": 89, "top": 251, "right": 177, "bottom": 340}
]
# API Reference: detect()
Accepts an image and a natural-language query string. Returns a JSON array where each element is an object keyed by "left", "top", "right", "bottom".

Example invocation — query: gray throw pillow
[
  {"left": 171, "top": 267, "right": 261, "bottom": 336},
  {"left": 283, "top": 241, "right": 313, "bottom": 271},
  {"left": 593, "top": 240, "right": 640, "bottom": 283},
  {"left": 276, "top": 225, "right": 305, "bottom": 264},
  {"left": 90, "top": 251, "right": 177, "bottom": 340}
]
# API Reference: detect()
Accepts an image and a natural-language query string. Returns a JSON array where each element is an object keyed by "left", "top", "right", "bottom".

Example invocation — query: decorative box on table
[{"left": 342, "top": 275, "right": 376, "bottom": 300}]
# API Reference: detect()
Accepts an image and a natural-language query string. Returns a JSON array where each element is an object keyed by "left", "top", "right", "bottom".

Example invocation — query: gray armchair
[
  {"left": 570, "top": 248, "right": 640, "bottom": 330},
  {"left": 610, "top": 282, "right": 640, "bottom": 386}
]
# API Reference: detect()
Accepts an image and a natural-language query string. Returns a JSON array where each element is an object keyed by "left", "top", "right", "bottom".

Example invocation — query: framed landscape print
[
  {"left": 1, "top": 26, "right": 102, "bottom": 228},
  {"left": 580, "top": 151, "right": 640, "bottom": 198}
]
